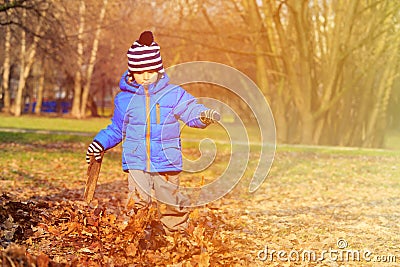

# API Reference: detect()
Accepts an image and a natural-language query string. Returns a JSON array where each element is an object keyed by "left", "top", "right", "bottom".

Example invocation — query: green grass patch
[
  {"left": 277, "top": 143, "right": 400, "bottom": 157},
  {"left": 2, "top": 114, "right": 399, "bottom": 155},
  {"left": 0, "top": 114, "right": 110, "bottom": 133},
  {"left": 0, "top": 114, "right": 264, "bottom": 149},
  {"left": 0, "top": 131, "right": 92, "bottom": 144}
]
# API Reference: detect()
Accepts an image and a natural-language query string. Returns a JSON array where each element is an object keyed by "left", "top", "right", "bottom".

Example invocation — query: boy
[{"left": 85, "top": 31, "right": 219, "bottom": 233}]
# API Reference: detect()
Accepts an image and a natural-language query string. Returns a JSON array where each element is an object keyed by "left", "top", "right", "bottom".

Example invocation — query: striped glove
[
  {"left": 200, "top": 109, "right": 220, "bottom": 125},
  {"left": 86, "top": 140, "right": 104, "bottom": 164}
]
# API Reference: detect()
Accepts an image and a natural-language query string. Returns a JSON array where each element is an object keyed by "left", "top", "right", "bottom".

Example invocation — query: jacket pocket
[
  {"left": 123, "top": 142, "right": 140, "bottom": 155},
  {"left": 156, "top": 103, "right": 160, "bottom": 124}
]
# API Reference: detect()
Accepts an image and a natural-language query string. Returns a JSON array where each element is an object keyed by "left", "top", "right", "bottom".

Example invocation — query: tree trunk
[
  {"left": 88, "top": 94, "right": 99, "bottom": 117},
  {"left": 71, "top": 0, "right": 85, "bottom": 118},
  {"left": 14, "top": 10, "right": 28, "bottom": 116},
  {"left": 14, "top": 10, "right": 43, "bottom": 116},
  {"left": 273, "top": 78, "right": 289, "bottom": 142},
  {"left": 34, "top": 60, "right": 45, "bottom": 115},
  {"left": 363, "top": 57, "right": 396, "bottom": 147},
  {"left": 2, "top": 26, "right": 11, "bottom": 113},
  {"left": 244, "top": 0, "right": 270, "bottom": 95},
  {"left": 80, "top": 0, "right": 108, "bottom": 118}
]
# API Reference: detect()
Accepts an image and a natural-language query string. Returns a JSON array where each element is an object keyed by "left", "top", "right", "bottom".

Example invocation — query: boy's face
[{"left": 133, "top": 71, "right": 158, "bottom": 85}]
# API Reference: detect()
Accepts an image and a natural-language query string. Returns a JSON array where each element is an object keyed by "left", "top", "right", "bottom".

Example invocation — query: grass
[
  {"left": 0, "top": 113, "right": 231, "bottom": 137},
  {"left": 0, "top": 113, "right": 263, "bottom": 147},
  {"left": 277, "top": 143, "right": 400, "bottom": 157},
  {"left": 1, "top": 113, "right": 399, "bottom": 150},
  {"left": 0, "top": 131, "right": 91, "bottom": 143},
  {"left": 0, "top": 113, "right": 110, "bottom": 133}
]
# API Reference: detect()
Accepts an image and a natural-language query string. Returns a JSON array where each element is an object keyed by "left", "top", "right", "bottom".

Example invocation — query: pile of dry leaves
[{"left": 0, "top": 192, "right": 244, "bottom": 266}]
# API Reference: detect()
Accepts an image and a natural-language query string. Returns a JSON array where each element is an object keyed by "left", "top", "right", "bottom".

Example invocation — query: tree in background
[
  {"left": 1, "top": 0, "right": 399, "bottom": 148},
  {"left": 13, "top": 8, "right": 44, "bottom": 116},
  {"left": 1, "top": 25, "right": 11, "bottom": 113},
  {"left": 213, "top": 0, "right": 400, "bottom": 147},
  {"left": 0, "top": 0, "right": 64, "bottom": 116},
  {"left": 68, "top": 0, "right": 108, "bottom": 118}
]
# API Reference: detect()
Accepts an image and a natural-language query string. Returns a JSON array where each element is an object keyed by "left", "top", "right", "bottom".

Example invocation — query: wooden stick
[{"left": 83, "top": 152, "right": 104, "bottom": 204}]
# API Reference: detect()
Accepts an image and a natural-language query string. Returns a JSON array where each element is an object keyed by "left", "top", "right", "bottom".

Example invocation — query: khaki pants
[{"left": 127, "top": 170, "right": 189, "bottom": 233}]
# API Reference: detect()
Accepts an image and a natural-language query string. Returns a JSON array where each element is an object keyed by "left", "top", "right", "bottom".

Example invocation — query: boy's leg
[
  {"left": 153, "top": 172, "right": 190, "bottom": 233},
  {"left": 126, "top": 170, "right": 153, "bottom": 213}
]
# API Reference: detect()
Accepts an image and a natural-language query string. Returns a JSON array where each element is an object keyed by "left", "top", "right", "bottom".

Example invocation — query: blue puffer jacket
[{"left": 94, "top": 70, "right": 208, "bottom": 172}]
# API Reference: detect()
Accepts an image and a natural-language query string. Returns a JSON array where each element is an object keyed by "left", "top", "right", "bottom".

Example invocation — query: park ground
[{"left": 0, "top": 115, "right": 399, "bottom": 266}]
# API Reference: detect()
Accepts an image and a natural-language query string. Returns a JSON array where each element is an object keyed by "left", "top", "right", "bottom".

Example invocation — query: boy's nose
[{"left": 144, "top": 72, "right": 150, "bottom": 79}]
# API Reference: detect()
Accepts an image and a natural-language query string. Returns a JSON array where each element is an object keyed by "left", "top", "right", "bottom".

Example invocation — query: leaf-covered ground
[{"left": 0, "top": 139, "right": 399, "bottom": 266}]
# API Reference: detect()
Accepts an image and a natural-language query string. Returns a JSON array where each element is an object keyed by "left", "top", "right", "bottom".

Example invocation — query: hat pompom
[{"left": 138, "top": 31, "right": 154, "bottom": 46}]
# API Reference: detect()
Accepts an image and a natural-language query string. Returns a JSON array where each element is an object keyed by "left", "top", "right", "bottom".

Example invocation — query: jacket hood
[{"left": 119, "top": 70, "right": 170, "bottom": 95}]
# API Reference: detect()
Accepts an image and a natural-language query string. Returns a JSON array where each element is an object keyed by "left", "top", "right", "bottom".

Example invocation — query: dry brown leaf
[
  {"left": 192, "top": 252, "right": 210, "bottom": 267},
  {"left": 125, "top": 243, "right": 137, "bottom": 257}
]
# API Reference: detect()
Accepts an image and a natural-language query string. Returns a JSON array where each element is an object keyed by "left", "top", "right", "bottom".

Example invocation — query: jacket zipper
[{"left": 145, "top": 87, "right": 151, "bottom": 171}]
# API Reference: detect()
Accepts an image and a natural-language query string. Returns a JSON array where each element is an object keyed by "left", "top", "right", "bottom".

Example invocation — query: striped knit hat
[{"left": 127, "top": 31, "right": 164, "bottom": 73}]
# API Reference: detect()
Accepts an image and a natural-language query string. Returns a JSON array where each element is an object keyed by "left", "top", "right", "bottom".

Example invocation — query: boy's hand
[
  {"left": 200, "top": 109, "right": 220, "bottom": 125},
  {"left": 86, "top": 140, "right": 104, "bottom": 164}
]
